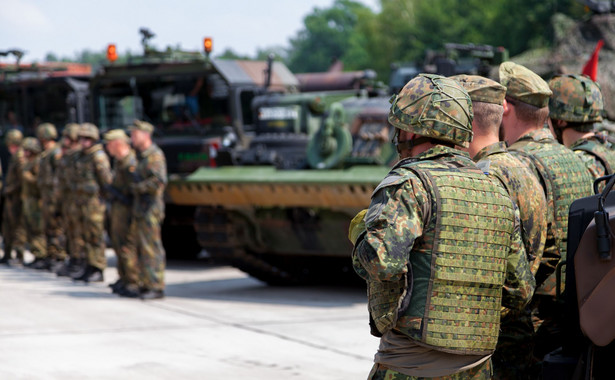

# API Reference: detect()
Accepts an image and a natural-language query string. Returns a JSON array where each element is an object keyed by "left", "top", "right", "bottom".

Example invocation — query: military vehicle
[
  {"left": 89, "top": 29, "right": 298, "bottom": 256},
  {"left": 390, "top": 43, "right": 509, "bottom": 94},
  {"left": 166, "top": 87, "right": 395, "bottom": 284},
  {"left": 0, "top": 51, "right": 91, "bottom": 173}
]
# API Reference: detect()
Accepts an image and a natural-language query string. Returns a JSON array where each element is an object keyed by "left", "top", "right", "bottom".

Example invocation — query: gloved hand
[{"left": 348, "top": 209, "right": 367, "bottom": 245}]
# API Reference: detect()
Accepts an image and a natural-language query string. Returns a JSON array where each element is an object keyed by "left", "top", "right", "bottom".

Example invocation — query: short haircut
[
  {"left": 472, "top": 102, "right": 504, "bottom": 134},
  {"left": 507, "top": 96, "right": 549, "bottom": 126}
]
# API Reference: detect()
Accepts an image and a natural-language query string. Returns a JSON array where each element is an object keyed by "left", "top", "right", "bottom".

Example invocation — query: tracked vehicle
[{"left": 167, "top": 91, "right": 395, "bottom": 284}]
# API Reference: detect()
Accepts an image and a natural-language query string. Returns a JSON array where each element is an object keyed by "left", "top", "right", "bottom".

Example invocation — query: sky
[{"left": 0, "top": 0, "right": 380, "bottom": 63}]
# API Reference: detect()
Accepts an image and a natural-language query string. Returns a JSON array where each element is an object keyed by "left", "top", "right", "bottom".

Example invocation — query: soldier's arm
[
  {"left": 502, "top": 207, "right": 536, "bottom": 310},
  {"left": 94, "top": 152, "right": 113, "bottom": 188},
  {"left": 135, "top": 152, "right": 167, "bottom": 194},
  {"left": 352, "top": 175, "right": 424, "bottom": 282}
]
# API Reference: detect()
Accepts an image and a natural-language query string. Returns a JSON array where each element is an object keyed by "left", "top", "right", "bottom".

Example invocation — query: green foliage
[{"left": 286, "top": 0, "right": 375, "bottom": 73}]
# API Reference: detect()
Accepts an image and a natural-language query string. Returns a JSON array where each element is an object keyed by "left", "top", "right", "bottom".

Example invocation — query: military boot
[
  {"left": 15, "top": 249, "right": 24, "bottom": 265},
  {"left": 74, "top": 265, "right": 104, "bottom": 283},
  {"left": 69, "top": 259, "right": 86, "bottom": 279},
  {"left": 117, "top": 284, "right": 140, "bottom": 298},
  {"left": 0, "top": 251, "right": 10, "bottom": 265}
]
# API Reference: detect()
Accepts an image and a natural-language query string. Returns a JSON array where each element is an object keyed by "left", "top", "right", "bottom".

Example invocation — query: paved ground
[{"left": 0, "top": 252, "right": 379, "bottom": 379}]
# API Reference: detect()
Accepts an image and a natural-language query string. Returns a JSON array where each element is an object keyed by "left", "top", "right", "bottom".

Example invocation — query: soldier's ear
[{"left": 502, "top": 99, "right": 511, "bottom": 116}]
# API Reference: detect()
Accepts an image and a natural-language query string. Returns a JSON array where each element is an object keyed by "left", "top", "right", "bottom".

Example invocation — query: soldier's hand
[{"left": 22, "top": 171, "right": 35, "bottom": 182}]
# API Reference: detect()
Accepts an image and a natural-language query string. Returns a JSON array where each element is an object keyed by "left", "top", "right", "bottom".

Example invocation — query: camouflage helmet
[
  {"left": 36, "top": 122, "right": 58, "bottom": 141},
  {"left": 62, "top": 123, "right": 81, "bottom": 140},
  {"left": 78, "top": 123, "right": 100, "bottom": 140},
  {"left": 22, "top": 137, "right": 41, "bottom": 154},
  {"left": 5, "top": 128, "right": 23, "bottom": 146},
  {"left": 548, "top": 74, "right": 603, "bottom": 124},
  {"left": 388, "top": 73, "right": 473, "bottom": 147}
]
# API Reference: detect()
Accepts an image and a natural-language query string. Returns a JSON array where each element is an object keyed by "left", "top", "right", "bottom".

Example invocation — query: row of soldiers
[
  {"left": 0, "top": 120, "right": 168, "bottom": 300},
  {"left": 350, "top": 63, "right": 613, "bottom": 379}
]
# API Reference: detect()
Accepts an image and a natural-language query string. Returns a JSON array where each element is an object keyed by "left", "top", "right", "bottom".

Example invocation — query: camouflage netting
[{"left": 505, "top": 13, "right": 615, "bottom": 120}]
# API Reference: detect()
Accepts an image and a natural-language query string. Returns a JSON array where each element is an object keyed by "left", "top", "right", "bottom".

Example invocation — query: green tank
[{"left": 167, "top": 92, "right": 395, "bottom": 284}]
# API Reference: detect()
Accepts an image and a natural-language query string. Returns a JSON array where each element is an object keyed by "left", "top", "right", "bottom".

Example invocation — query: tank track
[
  {"left": 194, "top": 206, "right": 297, "bottom": 285},
  {"left": 193, "top": 206, "right": 361, "bottom": 286}
]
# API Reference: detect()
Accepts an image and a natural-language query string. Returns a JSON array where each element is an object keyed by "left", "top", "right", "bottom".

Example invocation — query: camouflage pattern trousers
[
  {"left": 41, "top": 194, "right": 66, "bottom": 261},
  {"left": 76, "top": 195, "right": 106, "bottom": 270},
  {"left": 63, "top": 198, "right": 84, "bottom": 261},
  {"left": 135, "top": 207, "right": 165, "bottom": 292},
  {"left": 1, "top": 195, "right": 26, "bottom": 259},
  {"left": 109, "top": 202, "right": 138, "bottom": 286},
  {"left": 23, "top": 197, "right": 46, "bottom": 259},
  {"left": 368, "top": 359, "right": 492, "bottom": 380}
]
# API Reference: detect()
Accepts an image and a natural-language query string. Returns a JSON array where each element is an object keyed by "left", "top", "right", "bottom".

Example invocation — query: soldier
[
  {"left": 36, "top": 123, "right": 66, "bottom": 272},
  {"left": 72, "top": 123, "right": 112, "bottom": 282},
  {"left": 548, "top": 74, "right": 615, "bottom": 180},
  {"left": 499, "top": 62, "right": 594, "bottom": 367},
  {"left": 103, "top": 129, "right": 140, "bottom": 298},
  {"left": 453, "top": 75, "right": 547, "bottom": 379},
  {"left": 21, "top": 137, "right": 47, "bottom": 269},
  {"left": 129, "top": 120, "right": 167, "bottom": 300},
  {"left": 349, "top": 74, "right": 535, "bottom": 379},
  {"left": 55, "top": 123, "right": 86, "bottom": 277},
  {"left": 0, "top": 129, "right": 25, "bottom": 264}
]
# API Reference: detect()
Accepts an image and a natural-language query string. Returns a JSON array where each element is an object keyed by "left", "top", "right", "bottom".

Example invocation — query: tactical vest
[
  {"left": 395, "top": 160, "right": 516, "bottom": 355},
  {"left": 513, "top": 141, "right": 593, "bottom": 294},
  {"left": 74, "top": 146, "right": 105, "bottom": 195},
  {"left": 22, "top": 158, "right": 41, "bottom": 199},
  {"left": 573, "top": 138, "right": 615, "bottom": 175}
]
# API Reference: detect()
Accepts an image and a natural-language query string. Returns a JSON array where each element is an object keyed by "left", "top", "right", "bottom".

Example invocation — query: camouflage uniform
[
  {"left": 132, "top": 139, "right": 167, "bottom": 294},
  {"left": 109, "top": 143, "right": 139, "bottom": 289},
  {"left": 1, "top": 130, "right": 26, "bottom": 263},
  {"left": 451, "top": 74, "right": 548, "bottom": 379},
  {"left": 548, "top": 74, "right": 615, "bottom": 181},
  {"left": 73, "top": 124, "right": 112, "bottom": 276},
  {"left": 501, "top": 63, "right": 595, "bottom": 367},
  {"left": 21, "top": 138, "right": 46, "bottom": 263},
  {"left": 570, "top": 134, "right": 615, "bottom": 179},
  {"left": 37, "top": 124, "right": 66, "bottom": 265},
  {"left": 60, "top": 144, "right": 85, "bottom": 268},
  {"left": 474, "top": 142, "right": 545, "bottom": 379},
  {"left": 350, "top": 75, "right": 535, "bottom": 380}
]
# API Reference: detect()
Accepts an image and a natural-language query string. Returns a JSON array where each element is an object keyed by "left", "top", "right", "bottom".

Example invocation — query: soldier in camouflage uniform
[
  {"left": 21, "top": 137, "right": 47, "bottom": 269},
  {"left": 349, "top": 74, "right": 535, "bottom": 380},
  {"left": 129, "top": 120, "right": 167, "bottom": 300},
  {"left": 36, "top": 123, "right": 67, "bottom": 272},
  {"left": 548, "top": 74, "right": 615, "bottom": 180},
  {"left": 72, "top": 123, "right": 112, "bottom": 282},
  {"left": 55, "top": 123, "right": 86, "bottom": 277},
  {"left": 499, "top": 62, "right": 594, "bottom": 369},
  {"left": 0, "top": 129, "right": 25, "bottom": 264},
  {"left": 103, "top": 129, "right": 140, "bottom": 298},
  {"left": 453, "top": 75, "right": 547, "bottom": 380}
]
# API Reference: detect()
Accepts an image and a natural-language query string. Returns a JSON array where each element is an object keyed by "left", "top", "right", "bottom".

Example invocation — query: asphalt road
[{"left": 0, "top": 251, "right": 379, "bottom": 379}]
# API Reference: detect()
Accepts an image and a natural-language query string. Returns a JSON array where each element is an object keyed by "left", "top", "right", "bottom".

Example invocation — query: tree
[{"left": 286, "top": 0, "right": 376, "bottom": 73}]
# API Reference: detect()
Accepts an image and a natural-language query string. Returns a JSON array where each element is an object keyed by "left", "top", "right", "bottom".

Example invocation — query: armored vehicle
[
  {"left": 0, "top": 52, "right": 91, "bottom": 172},
  {"left": 166, "top": 89, "right": 395, "bottom": 284},
  {"left": 89, "top": 30, "right": 298, "bottom": 256}
]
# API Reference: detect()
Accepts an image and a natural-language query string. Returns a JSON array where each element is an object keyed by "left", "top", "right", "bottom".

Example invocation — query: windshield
[
  {"left": 94, "top": 73, "right": 255, "bottom": 136},
  {"left": 0, "top": 79, "right": 86, "bottom": 136}
]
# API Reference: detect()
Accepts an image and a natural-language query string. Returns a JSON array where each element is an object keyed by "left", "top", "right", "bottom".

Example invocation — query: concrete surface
[{"left": 0, "top": 252, "right": 379, "bottom": 379}]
